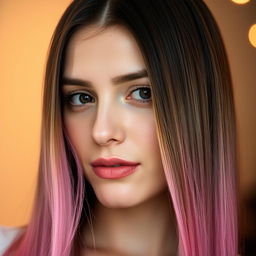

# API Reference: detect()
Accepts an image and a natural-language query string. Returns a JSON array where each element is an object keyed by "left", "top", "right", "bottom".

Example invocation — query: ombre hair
[{"left": 4, "top": 0, "right": 239, "bottom": 255}]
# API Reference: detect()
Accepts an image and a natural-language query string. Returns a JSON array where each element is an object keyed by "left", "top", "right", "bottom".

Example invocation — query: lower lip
[{"left": 92, "top": 165, "right": 139, "bottom": 179}]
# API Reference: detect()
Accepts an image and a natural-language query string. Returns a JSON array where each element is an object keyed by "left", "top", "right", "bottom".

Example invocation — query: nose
[{"left": 92, "top": 99, "right": 125, "bottom": 146}]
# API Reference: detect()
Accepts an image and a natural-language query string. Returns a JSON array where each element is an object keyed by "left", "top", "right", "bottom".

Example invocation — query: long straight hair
[{"left": 4, "top": 0, "right": 238, "bottom": 255}]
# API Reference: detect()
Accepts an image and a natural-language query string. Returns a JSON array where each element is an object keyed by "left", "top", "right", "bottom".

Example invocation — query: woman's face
[{"left": 62, "top": 25, "right": 167, "bottom": 208}]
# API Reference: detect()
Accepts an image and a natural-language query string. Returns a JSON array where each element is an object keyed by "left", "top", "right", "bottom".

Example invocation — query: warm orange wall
[
  {"left": 0, "top": 0, "right": 72, "bottom": 226},
  {"left": 0, "top": 0, "right": 255, "bottom": 227}
]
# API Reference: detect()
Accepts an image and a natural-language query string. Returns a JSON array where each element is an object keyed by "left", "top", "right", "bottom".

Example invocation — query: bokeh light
[
  {"left": 231, "top": 0, "right": 250, "bottom": 4},
  {"left": 248, "top": 24, "right": 256, "bottom": 47}
]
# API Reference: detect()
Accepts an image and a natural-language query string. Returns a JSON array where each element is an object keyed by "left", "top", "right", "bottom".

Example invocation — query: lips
[
  {"left": 91, "top": 157, "right": 139, "bottom": 167},
  {"left": 90, "top": 157, "right": 140, "bottom": 179}
]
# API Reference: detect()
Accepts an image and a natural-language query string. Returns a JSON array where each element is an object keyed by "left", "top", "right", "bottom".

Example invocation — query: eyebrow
[{"left": 61, "top": 69, "right": 148, "bottom": 87}]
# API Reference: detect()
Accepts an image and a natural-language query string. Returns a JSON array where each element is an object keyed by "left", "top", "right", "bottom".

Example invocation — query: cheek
[
  {"left": 63, "top": 113, "right": 91, "bottom": 158},
  {"left": 134, "top": 114, "right": 164, "bottom": 174},
  {"left": 133, "top": 113, "right": 160, "bottom": 154},
  {"left": 130, "top": 112, "right": 165, "bottom": 180}
]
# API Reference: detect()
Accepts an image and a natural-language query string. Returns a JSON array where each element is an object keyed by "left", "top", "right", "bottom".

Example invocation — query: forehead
[{"left": 63, "top": 25, "right": 147, "bottom": 79}]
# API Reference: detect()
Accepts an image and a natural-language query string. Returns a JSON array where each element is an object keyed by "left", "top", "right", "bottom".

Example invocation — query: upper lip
[{"left": 91, "top": 157, "right": 140, "bottom": 167}]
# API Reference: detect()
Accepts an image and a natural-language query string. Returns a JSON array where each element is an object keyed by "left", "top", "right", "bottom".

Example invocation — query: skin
[{"left": 62, "top": 24, "right": 177, "bottom": 255}]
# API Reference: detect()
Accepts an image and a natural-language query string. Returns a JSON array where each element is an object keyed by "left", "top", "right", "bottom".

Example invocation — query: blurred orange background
[{"left": 0, "top": 0, "right": 255, "bottom": 228}]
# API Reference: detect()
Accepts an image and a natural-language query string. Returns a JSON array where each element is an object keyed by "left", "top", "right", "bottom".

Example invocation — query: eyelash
[{"left": 62, "top": 85, "right": 152, "bottom": 108}]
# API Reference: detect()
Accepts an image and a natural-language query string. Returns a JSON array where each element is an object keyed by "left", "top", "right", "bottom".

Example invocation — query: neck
[{"left": 81, "top": 189, "right": 178, "bottom": 255}]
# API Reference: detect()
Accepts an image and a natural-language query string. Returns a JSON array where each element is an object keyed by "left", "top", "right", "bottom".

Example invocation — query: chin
[{"left": 93, "top": 185, "right": 145, "bottom": 209}]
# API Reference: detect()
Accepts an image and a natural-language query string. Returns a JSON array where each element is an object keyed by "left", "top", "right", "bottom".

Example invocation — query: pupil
[
  {"left": 80, "top": 94, "right": 92, "bottom": 104},
  {"left": 140, "top": 88, "right": 151, "bottom": 99}
]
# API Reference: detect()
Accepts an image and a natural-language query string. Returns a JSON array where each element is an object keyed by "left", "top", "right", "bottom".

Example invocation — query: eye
[
  {"left": 64, "top": 92, "right": 95, "bottom": 106},
  {"left": 128, "top": 86, "right": 152, "bottom": 103}
]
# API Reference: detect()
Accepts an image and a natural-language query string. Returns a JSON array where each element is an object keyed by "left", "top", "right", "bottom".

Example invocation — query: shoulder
[{"left": 0, "top": 225, "right": 26, "bottom": 255}]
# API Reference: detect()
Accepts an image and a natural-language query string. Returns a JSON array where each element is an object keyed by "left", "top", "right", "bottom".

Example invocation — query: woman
[{"left": 2, "top": 0, "right": 239, "bottom": 255}]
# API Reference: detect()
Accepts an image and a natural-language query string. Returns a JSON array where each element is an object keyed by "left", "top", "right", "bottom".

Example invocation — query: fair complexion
[{"left": 61, "top": 25, "right": 177, "bottom": 255}]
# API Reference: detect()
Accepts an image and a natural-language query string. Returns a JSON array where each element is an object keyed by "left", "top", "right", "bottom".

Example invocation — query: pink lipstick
[{"left": 91, "top": 157, "right": 140, "bottom": 179}]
